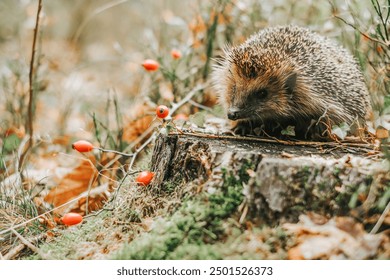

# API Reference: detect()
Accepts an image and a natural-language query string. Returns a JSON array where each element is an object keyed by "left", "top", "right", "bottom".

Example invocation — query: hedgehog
[{"left": 212, "top": 25, "right": 371, "bottom": 139}]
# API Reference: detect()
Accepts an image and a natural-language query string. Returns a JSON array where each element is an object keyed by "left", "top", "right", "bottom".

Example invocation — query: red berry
[
  {"left": 142, "top": 59, "right": 159, "bottom": 71},
  {"left": 156, "top": 105, "right": 169, "bottom": 119},
  {"left": 171, "top": 49, "right": 182, "bottom": 59},
  {"left": 136, "top": 171, "right": 154, "bottom": 186},
  {"left": 62, "top": 213, "right": 83, "bottom": 226},
  {"left": 72, "top": 140, "right": 94, "bottom": 152}
]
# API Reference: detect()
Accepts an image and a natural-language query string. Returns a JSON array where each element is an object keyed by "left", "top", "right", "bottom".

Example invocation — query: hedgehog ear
[{"left": 285, "top": 72, "right": 297, "bottom": 96}]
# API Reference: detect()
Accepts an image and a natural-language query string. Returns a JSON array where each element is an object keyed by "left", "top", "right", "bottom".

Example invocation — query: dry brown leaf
[
  {"left": 45, "top": 231, "right": 56, "bottom": 242},
  {"left": 52, "top": 135, "right": 71, "bottom": 146},
  {"left": 37, "top": 215, "right": 56, "bottom": 229},
  {"left": 201, "top": 88, "right": 218, "bottom": 108},
  {"left": 365, "top": 213, "right": 390, "bottom": 227},
  {"left": 376, "top": 128, "right": 389, "bottom": 139},
  {"left": 44, "top": 158, "right": 98, "bottom": 215},
  {"left": 283, "top": 215, "right": 384, "bottom": 259},
  {"left": 4, "top": 126, "right": 25, "bottom": 138},
  {"left": 287, "top": 246, "right": 305, "bottom": 260},
  {"left": 60, "top": 183, "right": 110, "bottom": 214},
  {"left": 122, "top": 102, "right": 155, "bottom": 143},
  {"left": 306, "top": 212, "right": 329, "bottom": 225},
  {"left": 188, "top": 14, "right": 206, "bottom": 49}
]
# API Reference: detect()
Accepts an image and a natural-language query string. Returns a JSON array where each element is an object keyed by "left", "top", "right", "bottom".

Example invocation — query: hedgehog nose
[{"left": 227, "top": 108, "right": 240, "bottom": 120}]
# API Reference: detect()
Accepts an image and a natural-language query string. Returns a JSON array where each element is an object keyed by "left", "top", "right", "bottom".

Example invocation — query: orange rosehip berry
[
  {"left": 142, "top": 59, "right": 159, "bottom": 71},
  {"left": 171, "top": 49, "right": 182, "bottom": 59},
  {"left": 72, "top": 140, "right": 94, "bottom": 152},
  {"left": 62, "top": 213, "right": 83, "bottom": 226},
  {"left": 136, "top": 171, "right": 154, "bottom": 186},
  {"left": 156, "top": 105, "right": 169, "bottom": 119}
]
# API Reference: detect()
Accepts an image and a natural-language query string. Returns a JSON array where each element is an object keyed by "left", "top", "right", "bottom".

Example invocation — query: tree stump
[{"left": 150, "top": 132, "right": 387, "bottom": 225}]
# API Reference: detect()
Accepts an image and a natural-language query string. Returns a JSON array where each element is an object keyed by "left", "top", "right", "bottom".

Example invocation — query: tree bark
[{"left": 150, "top": 132, "right": 385, "bottom": 224}]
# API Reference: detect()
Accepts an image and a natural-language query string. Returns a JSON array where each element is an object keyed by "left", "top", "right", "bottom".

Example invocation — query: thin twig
[
  {"left": 15, "top": 136, "right": 30, "bottom": 173},
  {"left": 10, "top": 229, "right": 49, "bottom": 259},
  {"left": 370, "top": 201, "right": 390, "bottom": 234},
  {"left": 169, "top": 83, "right": 209, "bottom": 116},
  {"left": 333, "top": 14, "right": 387, "bottom": 46},
  {"left": 372, "top": 0, "right": 389, "bottom": 40},
  {"left": 188, "top": 99, "right": 214, "bottom": 112},
  {"left": 128, "top": 133, "right": 157, "bottom": 171},
  {"left": 3, "top": 232, "right": 48, "bottom": 260},
  {"left": 84, "top": 170, "right": 139, "bottom": 218},
  {"left": 327, "top": 0, "right": 388, "bottom": 45},
  {"left": 97, "top": 147, "right": 134, "bottom": 157},
  {"left": 18, "top": 0, "right": 43, "bottom": 172},
  {"left": 3, "top": 243, "right": 25, "bottom": 260},
  {"left": 94, "top": 124, "right": 157, "bottom": 178},
  {"left": 341, "top": 21, "right": 385, "bottom": 45},
  {"left": 203, "top": 8, "right": 220, "bottom": 79},
  {"left": 126, "top": 124, "right": 158, "bottom": 152}
]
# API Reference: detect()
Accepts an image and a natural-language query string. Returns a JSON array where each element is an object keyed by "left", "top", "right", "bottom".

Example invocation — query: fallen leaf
[
  {"left": 4, "top": 126, "right": 25, "bottom": 138},
  {"left": 287, "top": 246, "right": 305, "bottom": 260},
  {"left": 306, "top": 212, "right": 329, "bottom": 225},
  {"left": 122, "top": 102, "right": 155, "bottom": 143},
  {"left": 376, "top": 128, "right": 389, "bottom": 139},
  {"left": 283, "top": 214, "right": 384, "bottom": 259},
  {"left": 44, "top": 158, "right": 98, "bottom": 215},
  {"left": 281, "top": 125, "right": 296, "bottom": 136},
  {"left": 365, "top": 213, "right": 390, "bottom": 227}
]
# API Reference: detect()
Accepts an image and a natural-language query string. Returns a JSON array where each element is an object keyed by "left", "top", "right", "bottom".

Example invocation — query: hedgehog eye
[
  {"left": 248, "top": 89, "right": 268, "bottom": 103},
  {"left": 257, "top": 89, "right": 268, "bottom": 99}
]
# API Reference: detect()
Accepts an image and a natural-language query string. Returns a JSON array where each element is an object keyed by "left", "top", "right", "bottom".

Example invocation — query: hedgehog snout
[{"left": 227, "top": 107, "right": 241, "bottom": 120}]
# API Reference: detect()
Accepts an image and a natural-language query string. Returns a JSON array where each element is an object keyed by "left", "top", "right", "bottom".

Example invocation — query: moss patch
[{"left": 114, "top": 160, "right": 290, "bottom": 259}]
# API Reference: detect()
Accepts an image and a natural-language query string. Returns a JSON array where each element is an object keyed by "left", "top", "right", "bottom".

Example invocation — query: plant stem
[
  {"left": 19, "top": 0, "right": 43, "bottom": 172},
  {"left": 97, "top": 147, "right": 134, "bottom": 157},
  {"left": 203, "top": 11, "right": 219, "bottom": 79}
]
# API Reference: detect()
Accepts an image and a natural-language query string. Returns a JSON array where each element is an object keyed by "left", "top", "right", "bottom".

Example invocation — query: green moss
[
  {"left": 114, "top": 161, "right": 257, "bottom": 260},
  {"left": 278, "top": 165, "right": 387, "bottom": 219},
  {"left": 333, "top": 167, "right": 341, "bottom": 177},
  {"left": 162, "top": 176, "right": 186, "bottom": 194},
  {"left": 335, "top": 182, "right": 367, "bottom": 212},
  {"left": 295, "top": 166, "right": 312, "bottom": 190}
]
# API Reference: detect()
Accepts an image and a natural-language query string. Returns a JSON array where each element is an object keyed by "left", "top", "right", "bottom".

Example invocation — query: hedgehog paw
[{"left": 232, "top": 120, "right": 253, "bottom": 136}]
